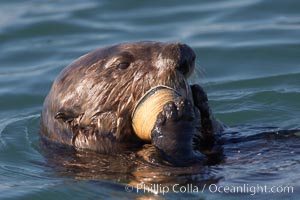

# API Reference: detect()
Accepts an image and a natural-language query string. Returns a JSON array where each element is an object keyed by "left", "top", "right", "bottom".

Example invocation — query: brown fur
[{"left": 40, "top": 42, "right": 197, "bottom": 153}]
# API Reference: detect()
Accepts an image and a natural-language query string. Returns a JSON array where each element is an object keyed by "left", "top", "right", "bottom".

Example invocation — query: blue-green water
[{"left": 1, "top": 0, "right": 300, "bottom": 199}]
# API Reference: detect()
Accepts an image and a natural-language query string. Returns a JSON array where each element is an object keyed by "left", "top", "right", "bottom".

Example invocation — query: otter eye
[
  {"left": 117, "top": 62, "right": 130, "bottom": 70},
  {"left": 115, "top": 51, "right": 133, "bottom": 70}
]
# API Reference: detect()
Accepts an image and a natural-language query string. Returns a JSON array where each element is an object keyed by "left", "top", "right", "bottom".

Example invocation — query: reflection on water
[
  {"left": 40, "top": 139, "right": 220, "bottom": 186},
  {"left": 37, "top": 122, "right": 300, "bottom": 199}
]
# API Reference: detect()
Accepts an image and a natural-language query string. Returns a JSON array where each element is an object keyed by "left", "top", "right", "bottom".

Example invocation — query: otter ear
[{"left": 54, "top": 109, "right": 78, "bottom": 123}]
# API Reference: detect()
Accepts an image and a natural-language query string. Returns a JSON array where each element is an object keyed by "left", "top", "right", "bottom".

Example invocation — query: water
[{"left": 0, "top": 0, "right": 300, "bottom": 199}]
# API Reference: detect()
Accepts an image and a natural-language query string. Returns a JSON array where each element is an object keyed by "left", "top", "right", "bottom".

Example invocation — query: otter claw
[
  {"left": 175, "top": 98, "right": 194, "bottom": 121},
  {"left": 161, "top": 98, "right": 194, "bottom": 124},
  {"left": 163, "top": 101, "right": 178, "bottom": 121}
]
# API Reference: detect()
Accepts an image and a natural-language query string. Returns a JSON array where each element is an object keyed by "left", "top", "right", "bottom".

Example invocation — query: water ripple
[{"left": 0, "top": 113, "right": 39, "bottom": 147}]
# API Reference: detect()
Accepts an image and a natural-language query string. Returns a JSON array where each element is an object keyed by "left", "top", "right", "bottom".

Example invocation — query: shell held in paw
[{"left": 132, "top": 85, "right": 181, "bottom": 141}]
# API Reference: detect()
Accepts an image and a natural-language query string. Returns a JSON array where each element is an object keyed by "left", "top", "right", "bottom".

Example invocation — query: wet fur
[{"left": 40, "top": 41, "right": 218, "bottom": 159}]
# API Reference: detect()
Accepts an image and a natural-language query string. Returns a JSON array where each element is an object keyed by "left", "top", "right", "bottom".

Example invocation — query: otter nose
[
  {"left": 161, "top": 43, "right": 196, "bottom": 76},
  {"left": 177, "top": 43, "right": 196, "bottom": 75}
]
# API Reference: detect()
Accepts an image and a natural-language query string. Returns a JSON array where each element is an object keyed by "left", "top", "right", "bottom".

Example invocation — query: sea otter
[{"left": 40, "top": 41, "right": 223, "bottom": 166}]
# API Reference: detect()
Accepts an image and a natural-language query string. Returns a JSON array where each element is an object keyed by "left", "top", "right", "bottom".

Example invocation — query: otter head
[{"left": 42, "top": 41, "right": 202, "bottom": 166}]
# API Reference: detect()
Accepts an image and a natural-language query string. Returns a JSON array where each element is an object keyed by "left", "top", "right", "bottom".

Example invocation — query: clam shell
[{"left": 132, "top": 85, "right": 180, "bottom": 141}]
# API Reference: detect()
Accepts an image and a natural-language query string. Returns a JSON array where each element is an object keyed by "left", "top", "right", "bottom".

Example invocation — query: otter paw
[
  {"left": 191, "top": 84, "right": 209, "bottom": 115},
  {"left": 191, "top": 84, "right": 214, "bottom": 135},
  {"left": 151, "top": 97, "right": 195, "bottom": 138},
  {"left": 150, "top": 97, "right": 200, "bottom": 165},
  {"left": 163, "top": 97, "right": 195, "bottom": 124}
]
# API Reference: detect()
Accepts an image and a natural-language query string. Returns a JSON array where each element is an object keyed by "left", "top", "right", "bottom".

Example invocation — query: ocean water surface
[{"left": 0, "top": 0, "right": 300, "bottom": 199}]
